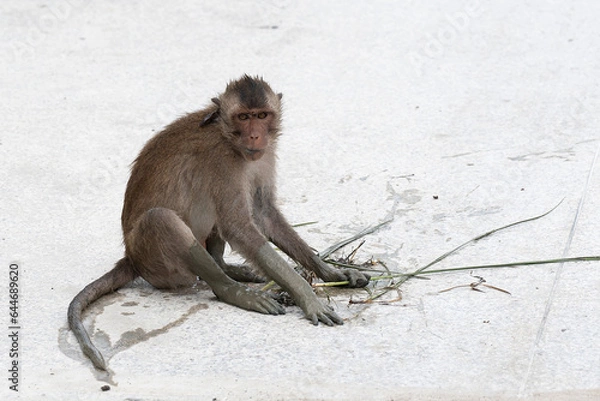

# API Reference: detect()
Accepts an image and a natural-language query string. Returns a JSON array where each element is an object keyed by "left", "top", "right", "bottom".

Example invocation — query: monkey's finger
[
  {"left": 324, "top": 311, "right": 344, "bottom": 326},
  {"left": 252, "top": 302, "right": 270, "bottom": 314},
  {"left": 356, "top": 274, "right": 370, "bottom": 288},
  {"left": 317, "top": 313, "right": 336, "bottom": 326},
  {"left": 320, "top": 314, "right": 335, "bottom": 326},
  {"left": 344, "top": 271, "right": 371, "bottom": 288},
  {"left": 272, "top": 302, "right": 286, "bottom": 315},
  {"left": 256, "top": 305, "right": 282, "bottom": 315}
]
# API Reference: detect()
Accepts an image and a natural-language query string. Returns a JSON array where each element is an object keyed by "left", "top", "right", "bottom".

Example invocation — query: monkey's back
[{"left": 121, "top": 109, "right": 235, "bottom": 236}]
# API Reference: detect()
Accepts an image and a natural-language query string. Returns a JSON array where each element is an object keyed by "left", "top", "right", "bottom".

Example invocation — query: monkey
[{"left": 68, "top": 75, "right": 370, "bottom": 371}]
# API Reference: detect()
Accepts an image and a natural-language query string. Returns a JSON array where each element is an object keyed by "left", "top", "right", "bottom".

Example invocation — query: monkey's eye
[
  {"left": 238, "top": 113, "right": 249, "bottom": 120},
  {"left": 257, "top": 112, "right": 268, "bottom": 119}
]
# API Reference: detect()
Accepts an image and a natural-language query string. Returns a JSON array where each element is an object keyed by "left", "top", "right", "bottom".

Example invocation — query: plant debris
[
  {"left": 261, "top": 201, "right": 599, "bottom": 306},
  {"left": 314, "top": 200, "right": 599, "bottom": 303},
  {"left": 438, "top": 275, "right": 511, "bottom": 295}
]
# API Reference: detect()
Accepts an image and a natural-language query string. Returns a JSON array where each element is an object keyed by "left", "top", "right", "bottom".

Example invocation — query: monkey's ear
[
  {"left": 200, "top": 111, "right": 219, "bottom": 127},
  {"left": 277, "top": 93, "right": 283, "bottom": 100},
  {"left": 200, "top": 109, "right": 220, "bottom": 128},
  {"left": 200, "top": 97, "right": 222, "bottom": 127}
]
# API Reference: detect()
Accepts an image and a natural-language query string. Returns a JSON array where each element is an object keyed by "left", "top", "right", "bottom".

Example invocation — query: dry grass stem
[{"left": 439, "top": 276, "right": 512, "bottom": 295}]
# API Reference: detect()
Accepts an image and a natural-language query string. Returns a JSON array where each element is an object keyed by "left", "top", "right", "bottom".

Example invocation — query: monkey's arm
[
  {"left": 254, "top": 243, "right": 343, "bottom": 326},
  {"left": 258, "top": 203, "right": 370, "bottom": 288},
  {"left": 219, "top": 204, "right": 343, "bottom": 325}
]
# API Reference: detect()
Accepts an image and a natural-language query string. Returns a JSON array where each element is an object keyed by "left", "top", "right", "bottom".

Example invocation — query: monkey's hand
[
  {"left": 213, "top": 283, "right": 286, "bottom": 315},
  {"left": 297, "top": 297, "right": 344, "bottom": 326},
  {"left": 254, "top": 244, "right": 344, "bottom": 326},
  {"left": 336, "top": 269, "right": 371, "bottom": 288},
  {"left": 312, "top": 257, "right": 371, "bottom": 288}
]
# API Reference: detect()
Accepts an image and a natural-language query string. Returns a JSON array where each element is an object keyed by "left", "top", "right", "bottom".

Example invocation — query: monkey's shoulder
[
  {"left": 163, "top": 109, "right": 216, "bottom": 132},
  {"left": 141, "top": 111, "right": 223, "bottom": 153},
  {"left": 160, "top": 110, "right": 217, "bottom": 138}
]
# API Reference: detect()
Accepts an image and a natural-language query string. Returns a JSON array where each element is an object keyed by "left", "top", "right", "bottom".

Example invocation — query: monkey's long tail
[{"left": 67, "top": 257, "right": 138, "bottom": 371}]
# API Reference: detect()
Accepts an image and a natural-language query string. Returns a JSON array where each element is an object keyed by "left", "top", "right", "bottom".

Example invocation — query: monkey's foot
[
  {"left": 213, "top": 283, "right": 285, "bottom": 315},
  {"left": 221, "top": 263, "right": 265, "bottom": 283}
]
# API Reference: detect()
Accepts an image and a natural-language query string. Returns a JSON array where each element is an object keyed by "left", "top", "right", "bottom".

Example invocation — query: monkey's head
[{"left": 211, "top": 75, "right": 283, "bottom": 162}]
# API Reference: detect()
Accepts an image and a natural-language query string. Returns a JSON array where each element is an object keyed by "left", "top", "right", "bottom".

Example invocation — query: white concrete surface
[{"left": 1, "top": 0, "right": 599, "bottom": 400}]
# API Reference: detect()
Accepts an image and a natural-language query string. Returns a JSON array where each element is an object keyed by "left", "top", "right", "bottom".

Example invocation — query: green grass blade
[
  {"left": 364, "top": 200, "right": 566, "bottom": 301},
  {"left": 419, "top": 199, "right": 564, "bottom": 273}
]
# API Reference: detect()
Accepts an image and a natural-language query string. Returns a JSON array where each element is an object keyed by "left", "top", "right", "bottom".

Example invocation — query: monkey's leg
[
  {"left": 129, "top": 208, "right": 284, "bottom": 315},
  {"left": 206, "top": 233, "right": 265, "bottom": 283},
  {"left": 189, "top": 241, "right": 284, "bottom": 315}
]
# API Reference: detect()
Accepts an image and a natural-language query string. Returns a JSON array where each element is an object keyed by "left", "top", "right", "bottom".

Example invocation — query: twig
[
  {"left": 347, "top": 240, "right": 365, "bottom": 262},
  {"left": 439, "top": 276, "right": 511, "bottom": 295},
  {"left": 292, "top": 221, "right": 319, "bottom": 228},
  {"left": 319, "top": 219, "right": 392, "bottom": 260}
]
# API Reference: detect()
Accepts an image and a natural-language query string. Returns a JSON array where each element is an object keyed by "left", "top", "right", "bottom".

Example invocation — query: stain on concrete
[{"left": 58, "top": 290, "right": 208, "bottom": 383}]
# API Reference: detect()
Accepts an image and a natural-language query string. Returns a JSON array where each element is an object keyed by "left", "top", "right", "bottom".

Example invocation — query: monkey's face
[
  {"left": 230, "top": 109, "right": 277, "bottom": 161},
  {"left": 215, "top": 75, "right": 283, "bottom": 161}
]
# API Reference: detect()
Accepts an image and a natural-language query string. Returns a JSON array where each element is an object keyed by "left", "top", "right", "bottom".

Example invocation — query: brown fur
[{"left": 67, "top": 75, "right": 369, "bottom": 371}]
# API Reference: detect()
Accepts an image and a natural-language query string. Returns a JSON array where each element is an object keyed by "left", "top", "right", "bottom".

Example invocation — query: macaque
[{"left": 68, "top": 75, "right": 370, "bottom": 371}]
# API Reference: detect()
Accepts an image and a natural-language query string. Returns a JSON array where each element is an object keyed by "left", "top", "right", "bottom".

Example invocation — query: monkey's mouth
[{"left": 244, "top": 148, "right": 264, "bottom": 160}]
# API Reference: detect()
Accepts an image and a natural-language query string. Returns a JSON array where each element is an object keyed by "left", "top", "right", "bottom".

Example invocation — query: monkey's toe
[
  {"left": 213, "top": 283, "right": 285, "bottom": 315},
  {"left": 258, "top": 297, "right": 286, "bottom": 315}
]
